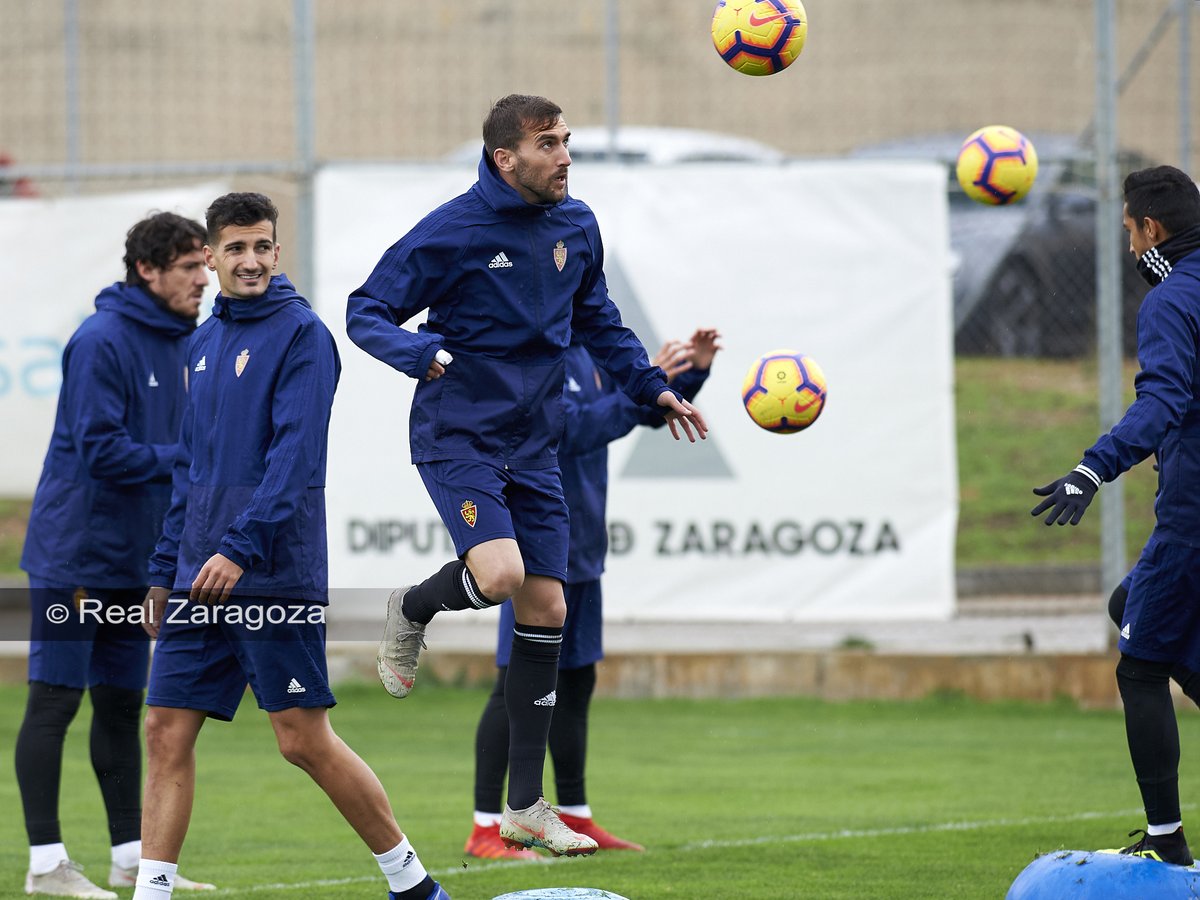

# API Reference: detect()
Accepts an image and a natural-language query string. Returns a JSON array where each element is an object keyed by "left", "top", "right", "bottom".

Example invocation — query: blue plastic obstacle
[
  {"left": 1007, "top": 849, "right": 1200, "bottom": 898},
  {"left": 492, "top": 890, "right": 630, "bottom": 900}
]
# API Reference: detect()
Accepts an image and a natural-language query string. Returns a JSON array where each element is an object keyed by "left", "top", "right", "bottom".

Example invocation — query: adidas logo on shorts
[{"left": 287, "top": 678, "right": 306, "bottom": 694}]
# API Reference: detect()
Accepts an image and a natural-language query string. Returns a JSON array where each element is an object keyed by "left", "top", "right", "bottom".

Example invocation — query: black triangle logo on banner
[{"left": 603, "top": 256, "right": 734, "bottom": 480}]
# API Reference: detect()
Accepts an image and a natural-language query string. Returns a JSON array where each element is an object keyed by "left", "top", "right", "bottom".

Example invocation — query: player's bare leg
[
  {"left": 140, "top": 707, "right": 206, "bottom": 863},
  {"left": 131, "top": 707, "right": 211, "bottom": 897},
  {"left": 269, "top": 707, "right": 402, "bottom": 851},
  {"left": 268, "top": 706, "right": 442, "bottom": 898}
]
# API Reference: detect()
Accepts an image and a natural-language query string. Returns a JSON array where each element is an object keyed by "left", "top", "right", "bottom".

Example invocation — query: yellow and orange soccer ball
[
  {"left": 742, "top": 350, "right": 827, "bottom": 434},
  {"left": 711, "top": 0, "right": 808, "bottom": 76}
]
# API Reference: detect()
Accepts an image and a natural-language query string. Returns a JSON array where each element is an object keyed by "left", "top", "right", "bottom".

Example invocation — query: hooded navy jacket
[
  {"left": 1083, "top": 248, "right": 1200, "bottom": 546},
  {"left": 346, "top": 149, "right": 671, "bottom": 470},
  {"left": 21, "top": 283, "right": 194, "bottom": 587},
  {"left": 559, "top": 339, "right": 710, "bottom": 583},
  {"left": 147, "top": 276, "right": 340, "bottom": 602}
]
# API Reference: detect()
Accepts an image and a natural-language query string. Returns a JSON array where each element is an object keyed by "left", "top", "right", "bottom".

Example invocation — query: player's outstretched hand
[
  {"left": 1031, "top": 465, "right": 1101, "bottom": 526},
  {"left": 652, "top": 339, "right": 695, "bottom": 383},
  {"left": 142, "top": 586, "right": 171, "bottom": 638},
  {"left": 191, "top": 552, "right": 245, "bottom": 604},
  {"left": 657, "top": 390, "right": 708, "bottom": 442},
  {"left": 687, "top": 328, "right": 723, "bottom": 370}
]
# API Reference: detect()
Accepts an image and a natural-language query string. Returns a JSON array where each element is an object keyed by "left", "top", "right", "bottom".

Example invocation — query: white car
[{"left": 446, "top": 125, "right": 786, "bottom": 165}]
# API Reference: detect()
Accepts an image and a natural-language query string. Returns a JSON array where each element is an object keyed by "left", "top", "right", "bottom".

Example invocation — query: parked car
[
  {"left": 446, "top": 124, "right": 787, "bottom": 165},
  {"left": 852, "top": 134, "right": 1154, "bottom": 357}
]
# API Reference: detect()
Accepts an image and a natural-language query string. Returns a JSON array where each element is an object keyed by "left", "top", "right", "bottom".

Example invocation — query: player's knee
[
  {"left": 143, "top": 707, "right": 191, "bottom": 765},
  {"left": 275, "top": 731, "right": 320, "bottom": 772},
  {"left": 1116, "top": 653, "right": 1173, "bottom": 689},
  {"left": 476, "top": 565, "right": 524, "bottom": 602}
]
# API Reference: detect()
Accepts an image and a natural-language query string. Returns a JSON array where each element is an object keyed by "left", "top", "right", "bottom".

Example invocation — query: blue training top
[
  {"left": 22, "top": 282, "right": 194, "bottom": 587},
  {"left": 1083, "top": 248, "right": 1200, "bottom": 547},
  {"left": 346, "top": 148, "right": 673, "bottom": 470},
  {"left": 148, "top": 275, "right": 341, "bottom": 602}
]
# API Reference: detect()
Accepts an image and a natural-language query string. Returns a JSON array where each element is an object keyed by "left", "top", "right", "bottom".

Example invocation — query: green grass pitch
[{"left": 2, "top": 681, "right": 1198, "bottom": 898}]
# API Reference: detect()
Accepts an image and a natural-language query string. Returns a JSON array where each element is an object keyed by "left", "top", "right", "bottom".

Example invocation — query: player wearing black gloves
[
  {"left": 1030, "top": 464, "right": 1102, "bottom": 525},
  {"left": 1031, "top": 166, "right": 1200, "bottom": 866}
]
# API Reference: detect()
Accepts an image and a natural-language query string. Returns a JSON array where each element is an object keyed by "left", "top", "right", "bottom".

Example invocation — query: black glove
[{"left": 1031, "top": 465, "right": 1101, "bottom": 526}]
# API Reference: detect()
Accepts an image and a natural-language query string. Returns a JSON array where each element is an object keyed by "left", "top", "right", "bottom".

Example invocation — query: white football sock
[
  {"left": 374, "top": 837, "right": 428, "bottom": 893},
  {"left": 112, "top": 839, "right": 141, "bottom": 870},
  {"left": 1147, "top": 820, "right": 1183, "bottom": 836},
  {"left": 131, "top": 858, "right": 177, "bottom": 898},
  {"left": 474, "top": 811, "right": 503, "bottom": 827},
  {"left": 557, "top": 804, "right": 592, "bottom": 819},
  {"left": 29, "top": 842, "right": 68, "bottom": 876}
]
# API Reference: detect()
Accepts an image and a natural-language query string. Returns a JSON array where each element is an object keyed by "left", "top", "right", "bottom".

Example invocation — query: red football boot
[
  {"left": 557, "top": 813, "right": 645, "bottom": 851},
  {"left": 463, "top": 822, "right": 545, "bottom": 862}
]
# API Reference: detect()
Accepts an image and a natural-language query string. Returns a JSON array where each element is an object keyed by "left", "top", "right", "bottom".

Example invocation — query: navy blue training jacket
[
  {"left": 148, "top": 276, "right": 341, "bottom": 602},
  {"left": 346, "top": 149, "right": 672, "bottom": 470},
  {"left": 559, "top": 340, "right": 710, "bottom": 583},
  {"left": 22, "top": 283, "right": 194, "bottom": 587},
  {"left": 1083, "top": 248, "right": 1200, "bottom": 546}
]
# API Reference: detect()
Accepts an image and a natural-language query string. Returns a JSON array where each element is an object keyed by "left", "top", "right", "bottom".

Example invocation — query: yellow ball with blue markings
[
  {"left": 711, "top": 0, "right": 808, "bottom": 76},
  {"left": 955, "top": 125, "right": 1039, "bottom": 206},
  {"left": 742, "top": 350, "right": 827, "bottom": 434}
]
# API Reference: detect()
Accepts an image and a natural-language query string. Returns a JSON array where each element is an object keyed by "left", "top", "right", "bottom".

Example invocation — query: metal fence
[{"left": 2, "top": 0, "right": 1195, "bottom": 339}]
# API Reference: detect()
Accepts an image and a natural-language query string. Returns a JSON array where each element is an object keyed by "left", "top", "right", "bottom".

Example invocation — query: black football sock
[
  {"left": 1117, "top": 653, "right": 1182, "bottom": 825},
  {"left": 505, "top": 623, "right": 562, "bottom": 810},
  {"left": 89, "top": 684, "right": 144, "bottom": 845},
  {"left": 15, "top": 681, "right": 84, "bottom": 845},
  {"left": 549, "top": 663, "right": 596, "bottom": 808},
  {"left": 401, "top": 560, "right": 496, "bottom": 625},
  {"left": 473, "top": 668, "right": 510, "bottom": 814}
]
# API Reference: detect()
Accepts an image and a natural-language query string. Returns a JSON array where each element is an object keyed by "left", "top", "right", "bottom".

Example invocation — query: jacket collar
[
  {"left": 213, "top": 274, "right": 309, "bottom": 322},
  {"left": 473, "top": 147, "right": 564, "bottom": 216},
  {"left": 94, "top": 282, "right": 196, "bottom": 337}
]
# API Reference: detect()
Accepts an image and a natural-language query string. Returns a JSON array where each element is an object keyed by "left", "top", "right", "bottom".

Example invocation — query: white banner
[
  {"left": 0, "top": 183, "right": 225, "bottom": 494},
  {"left": 314, "top": 162, "right": 957, "bottom": 622}
]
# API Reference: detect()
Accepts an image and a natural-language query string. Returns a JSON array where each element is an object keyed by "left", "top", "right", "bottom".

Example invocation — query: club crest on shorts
[
  {"left": 235, "top": 348, "right": 250, "bottom": 377},
  {"left": 553, "top": 240, "right": 567, "bottom": 272},
  {"left": 460, "top": 500, "right": 477, "bottom": 527}
]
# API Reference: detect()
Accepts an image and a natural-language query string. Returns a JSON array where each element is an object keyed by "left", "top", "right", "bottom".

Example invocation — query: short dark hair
[
  {"left": 482, "top": 94, "right": 563, "bottom": 156},
  {"left": 1124, "top": 165, "right": 1200, "bottom": 236},
  {"left": 123, "top": 212, "right": 205, "bottom": 287},
  {"left": 205, "top": 192, "right": 279, "bottom": 244}
]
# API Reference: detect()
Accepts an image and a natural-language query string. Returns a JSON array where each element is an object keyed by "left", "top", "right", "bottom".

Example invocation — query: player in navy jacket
[
  {"left": 465, "top": 329, "right": 719, "bottom": 860},
  {"left": 347, "top": 94, "right": 707, "bottom": 857},
  {"left": 15, "top": 212, "right": 214, "bottom": 897},
  {"left": 1032, "top": 166, "right": 1200, "bottom": 865},
  {"left": 134, "top": 193, "right": 447, "bottom": 900}
]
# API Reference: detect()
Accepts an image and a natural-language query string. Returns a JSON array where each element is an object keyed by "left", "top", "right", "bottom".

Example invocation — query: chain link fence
[{"left": 0, "top": 0, "right": 1197, "bottom": 588}]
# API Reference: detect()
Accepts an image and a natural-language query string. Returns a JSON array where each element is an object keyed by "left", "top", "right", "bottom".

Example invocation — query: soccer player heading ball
[{"left": 347, "top": 93, "right": 707, "bottom": 856}]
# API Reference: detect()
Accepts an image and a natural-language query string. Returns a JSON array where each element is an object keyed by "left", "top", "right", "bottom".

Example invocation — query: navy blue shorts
[
  {"left": 27, "top": 578, "right": 150, "bottom": 691},
  {"left": 496, "top": 579, "right": 603, "bottom": 669},
  {"left": 146, "top": 596, "right": 335, "bottom": 721},
  {"left": 1117, "top": 536, "right": 1200, "bottom": 669},
  {"left": 418, "top": 459, "right": 569, "bottom": 581}
]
